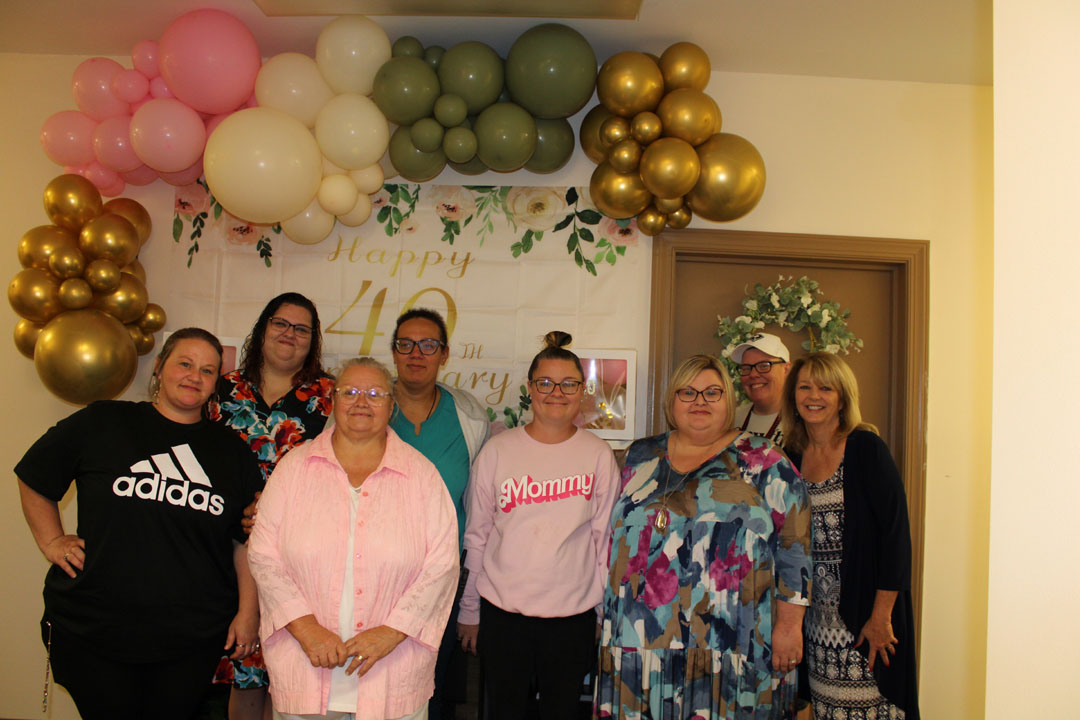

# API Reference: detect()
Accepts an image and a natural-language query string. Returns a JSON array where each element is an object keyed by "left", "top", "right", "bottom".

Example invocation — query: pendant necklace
[{"left": 655, "top": 435, "right": 683, "bottom": 533}]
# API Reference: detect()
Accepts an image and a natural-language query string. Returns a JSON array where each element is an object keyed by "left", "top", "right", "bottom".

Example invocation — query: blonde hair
[
  {"left": 337, "top": 357, "right": 393, "bottom": 394},
  {"left": 781, "top": 352, "right": 878, "bottom": 452},
  {"left": 663, "top": 354, "right": 736, "bottom": 431}
]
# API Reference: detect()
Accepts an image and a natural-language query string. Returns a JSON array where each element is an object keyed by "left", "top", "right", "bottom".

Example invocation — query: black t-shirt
[{"left": 16, "top": 401, "right": 263, "bottom": 663}]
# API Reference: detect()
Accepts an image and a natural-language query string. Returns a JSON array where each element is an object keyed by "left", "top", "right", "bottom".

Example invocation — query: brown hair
[
  {"left": 238, "top": 293, "right": 324, "bottom": 387},
  {"left": 780, "top": 352, "right": 878, "bottom": 452},
  {"left": 663, "top": 354, "right": 736, "bottom": 431},
  {"left": 527, "top": 331, "right": 584, "bottom": 381}
]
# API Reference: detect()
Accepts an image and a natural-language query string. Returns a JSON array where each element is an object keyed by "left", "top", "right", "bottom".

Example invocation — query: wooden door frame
[{"left": 648, "top": 228, "right": 929, "bottom": 649}]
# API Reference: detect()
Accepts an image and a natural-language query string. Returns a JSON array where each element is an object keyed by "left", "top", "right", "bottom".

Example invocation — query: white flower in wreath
[
  {"left": 722, "top": 344, "right": 736, "bottom": 358},
  {"left": 801, "top": 292, "right": 812, "bottom": 307},
  {"left": 735, "top": 315, "right": 752, "bottom": 325},
  {"left": 777, "top": 311, "right": 789, "bottom": 325},
  {"left": 506, "top": 187, "right": 569, "bottom": 231},
  {"left": 821, "top": 308, "right": 832, "bottom": 325},
  {"left": 745, "top": 299, "right": 758, "bottom": 312},
  {"left": 753, "top": 320, "right": 765, "bottom": 329},
  {"left": 825, "top": 343, "right": 840, "bottom": 353},
  {"left": 770, "top": 293, "right": 780, "bottom": 308}
]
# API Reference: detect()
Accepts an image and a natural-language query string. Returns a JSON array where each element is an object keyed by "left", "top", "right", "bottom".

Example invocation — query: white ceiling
[{"left": 0, "top": 0, "right": 991, "bottom": 86}]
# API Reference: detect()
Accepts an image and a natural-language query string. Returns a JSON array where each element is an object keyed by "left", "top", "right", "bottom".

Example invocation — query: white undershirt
[{"left": 328, "top": 484, "right": 364, "bottom": 712}]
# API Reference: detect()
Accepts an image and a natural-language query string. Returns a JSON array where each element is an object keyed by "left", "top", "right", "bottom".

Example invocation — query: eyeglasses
[
  {"left": 675, "top": 385, "right": 725, "bottom": 403},
  {"left": 738, "top": 360, "right": 783, "bottom": 376},
  {"left": 335, "top": 386, "right": 392, "bottom": 405},
  {"left": 268, "top": 317, "right": 313, "bottom": 339},
  {"left": 531, "top": 378, "right": 583, "bottom": 395},
  {"left": 393, "top": 337, "right": 444, "bottom": 355}
]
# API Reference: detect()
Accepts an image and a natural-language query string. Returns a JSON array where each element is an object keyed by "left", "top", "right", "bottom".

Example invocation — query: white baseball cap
[{"left": 731, "top": 333, "right": 790, "bottom": 363}]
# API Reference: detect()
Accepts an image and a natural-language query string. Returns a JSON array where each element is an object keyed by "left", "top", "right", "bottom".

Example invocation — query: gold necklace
[{"left": 654, "top": 463, "right": 677, "bottom": 532}]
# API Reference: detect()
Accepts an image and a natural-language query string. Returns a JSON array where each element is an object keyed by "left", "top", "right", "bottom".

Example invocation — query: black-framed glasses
[
  {"left": 268, "top": 316, "right": 313, "bottom": 338},
  {"left": 675, "top": 385, "right": 725, "bottom": 403},
  {"left": 531, "top": 378, "right": 583, "bottom": 395},
  {"left": 393, "top": 338, "right": 444, "bottom": 355},
  {"left": 738, "top": 360, "right": 782, "bottom": 376},
  {"left": 335, "top": 386, "right": 392, "bottom": 405}
]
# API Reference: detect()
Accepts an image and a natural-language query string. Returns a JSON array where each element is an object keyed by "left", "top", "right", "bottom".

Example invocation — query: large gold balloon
[
  {"left": 49, "top": 244, "right": 87, "bottom": 280},
  {"left": 596, "top": 52, "right": 665, "bottom": 117},
  {"left": 589, "top": 162, "right": 652, "bottom": 220},
  {"left": 639, "top": 137, "right": 701, "bottom": 200},
  {"left": 631, "top": 111, "right": 662, "bottom": 144},
  {"left": 103, "top": 198, "right": 153, "bottom": 245},
  {"left": 14, "top": 319, "right": 44, "bottom": 359},
  {"left": 654, "top": 195, "right": 684, "bottom": 213},
  {"left": 8, "top": 268, "right": 62, "bottom": 323},
  {"left": 667, "top": 205, "right": 692, "bottom": 229},
  {"left": 137, "top": 303, "right": 167, "bottom": 333},
  {"left": 121, "top": 258, "right": 147, "bottom": 285},
  {"left": 59, "top": 278, "right": 94, "bottom": 310},
  {"left": 657, "top": 88, "right": 719, "bottom": 147},
  {"left": 84, "top": 259, "right": 122, "bottom": 293},
  {"left": 608, "top": 138, "right": 642, "bottom": 173},
  {"left": 34, "top": 309, "right": 137, "bottom": 405},
  {"left": 18, "top": 225, "right": 78, "bottom": 271},
  {"left": 636, "top": 206, "right": 667, "bottom": 237},
  {"left": 659, "top": 42, "right": 711, "bottom": 92},
  {"left": 687, "top": 133, "right": 767, "bottom": 222},
  {"left": 43, "top": 174, "right": 103, "bottom": 232},
  {"left": 78, "top": 213, "right": 140, "bottom": 268},
  {"left": 579, "top": 104, "right": 615, "bottom": 165},
  {"left": 92, "top": 273, "right": 148, "bottom": 324}
]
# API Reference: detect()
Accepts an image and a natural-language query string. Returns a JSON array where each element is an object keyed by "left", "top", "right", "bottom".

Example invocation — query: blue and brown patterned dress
[{"left": 596, "top": 432, "right": 811, "bottom": 720}]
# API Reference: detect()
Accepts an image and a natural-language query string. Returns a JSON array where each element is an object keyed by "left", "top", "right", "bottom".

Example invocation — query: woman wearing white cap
[{"left": 731, "top": 332, "right": 791, "bottom": 444}]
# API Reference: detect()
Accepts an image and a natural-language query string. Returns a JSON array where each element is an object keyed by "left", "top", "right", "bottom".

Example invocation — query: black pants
[
  {"left": 45, "top": 619, "right": 221, "bottom": 720},
  {"left": 429, "top": 594, "right": 466, "bottom": 720},
  {"left": 478, "top": 598, "right": 595, "bottom": 720}
]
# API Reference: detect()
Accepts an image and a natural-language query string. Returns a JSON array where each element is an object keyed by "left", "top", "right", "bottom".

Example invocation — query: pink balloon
[
  {"left": 204, "top": 112, "right": 232, "bottom": 137},
  {"left": 101, "top": 179, "right": 127, "bottom": 197},
  {"left": 92, "top": 115, "right": 141, "bottom": 173},
  {"left": 132, "top": 40, "right": 160, "bottom": 79},
  {"left": 112, "top": 69, "right": 150, "bottom": 104},
  {"left": 72, "top": 58, "right": 129, "bottom": 121},
  {"left": 85, "top": 161, "right": 120, "bottom": 190},
  {"left": 130, "top": 98, "right": 207, "bottom": 172},
  {"left": 159, "top": 156, "right": 204, "bottom": 186},
  {"left": 120, "top": 164, "right": 159, "bottom": 186},
  {"left": 149, "top": 76, "right": 173, "bottom": 99},
  {"left": 159, "top": 9, "right": 261, "bottom": 115},
  {"left": 41, "top": 110, "right": 98, "bottom": 166},
  {"left": 129, "top": 96, "right": 153, "bottom": 114},
  {"left": 64, "top": 164, "right": 91, "bottom": 179}
]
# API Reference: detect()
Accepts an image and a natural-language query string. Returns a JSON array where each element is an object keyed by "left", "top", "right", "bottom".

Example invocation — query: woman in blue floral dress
[{"left": 596, "top": 354, "right": 811, "bottom": 720}]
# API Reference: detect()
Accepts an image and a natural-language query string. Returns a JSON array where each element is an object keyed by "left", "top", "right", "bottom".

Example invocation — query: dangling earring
[{"left": 149, "top": 374, "right": 161, "bottom": 402}]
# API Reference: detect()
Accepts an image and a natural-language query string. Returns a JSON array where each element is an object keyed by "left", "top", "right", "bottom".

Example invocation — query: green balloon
[
  {"left": 525, "top": 117, "right": 575, "bottom": 173},
  {"left": 373, "top": 57, "right": 441, "bottom": 126},
  {"left": 434, "top": 94, "right": 468, "bottom": 128},
  {"left": 443, "top": 127, "right": 478, "bottom": 163},
  {"left": 392, "top": 36, "right": 424, "bottom": 58},
  {"left": 410, "top": 118, "right": 445, "bottom": 153},
  {"left": 437, "top": 41, "right": 504, "bottom": 114},
  {"left": 449, "top": 155, "right": 488, "bottom": 176},
  {"left": 388, "top": 126, "right": 446, "bottom": 182},
  {"left": 474, "top": 102, "right": 537, "bottom": 172},
  {"left": 424, "top": 45, "right": 445, "bottom": 70},
  {"left": 506, "top": 23, "right": 597, "bottom": 119}
]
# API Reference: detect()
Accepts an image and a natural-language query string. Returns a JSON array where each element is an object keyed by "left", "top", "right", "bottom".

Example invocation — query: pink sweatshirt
[
  {"left": 459, "top": 426, "right": 620, "bottom": 625},
  {"left": 248, "top": 426, "right": 458, "bottom": 720}
]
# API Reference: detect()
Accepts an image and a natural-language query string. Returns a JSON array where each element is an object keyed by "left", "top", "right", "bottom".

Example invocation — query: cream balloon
[
  {"left": 318, "top": 174, "right": 360, "bottom": 216},
  {"left": 282, "top": 197, "right": 336, "bottom": 245},
  {"left": 315, "top": 93, "right": 391, "bottom": 171},
  {"left": 255, "top": 53, "right": 335, "bottom": 129},
  {"left": 315, "top": 15, "right": 392, "bottom": 96},
  {"left": 322, "top": 155, "right": 347, "bottom": 176},
  {"left": 336, "top": 192, "right": 373, "bottom": 227},
  {"left": 349, "top": 164, "right": 384, "bottom": 194},
  {"left": 204, "top": 107, "right": 322, "bottom": 224}
]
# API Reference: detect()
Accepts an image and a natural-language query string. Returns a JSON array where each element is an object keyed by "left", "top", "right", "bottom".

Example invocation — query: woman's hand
[
  {"left": 343, "top": 626, "right": 407, "bottom": 678},
  {"left": 241, "top": 491, "right": 261, "bottom": 535},
  {"left": 286, "top": 615, "right": 349, "bottom": 668},
  {"left": 226, "top": 609, "right": 260, "bottom": 660},
  {"left": 44, "top": 534, "right": 86, "bottom": 579},
  {"left": 771, "top": 601, "right": 805, "bottom": 673},
  {"left": 457, "top": 622, "right": 479, "bottom": 655},
  {"left": 856, "top": 613, "right": 897, "bottom": 671}
]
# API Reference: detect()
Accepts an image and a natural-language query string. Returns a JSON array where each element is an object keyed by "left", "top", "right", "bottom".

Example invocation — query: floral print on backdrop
[{"left": 174, "top": 183, "right": 638, "bottom": 275}]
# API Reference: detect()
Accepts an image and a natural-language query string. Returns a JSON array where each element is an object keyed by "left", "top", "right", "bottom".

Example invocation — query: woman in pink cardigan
[{"left": 248, "top": 358, "right": 459, "bottom": 720}]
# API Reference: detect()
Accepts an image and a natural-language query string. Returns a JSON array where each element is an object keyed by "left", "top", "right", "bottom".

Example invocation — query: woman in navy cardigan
[{"left": 781, "top": 352, "right": 919, "bottom": 720}]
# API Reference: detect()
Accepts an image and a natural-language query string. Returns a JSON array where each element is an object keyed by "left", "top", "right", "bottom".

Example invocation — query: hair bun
[{"left": 543, "top": 331, "right": 572, "bottom": 349}]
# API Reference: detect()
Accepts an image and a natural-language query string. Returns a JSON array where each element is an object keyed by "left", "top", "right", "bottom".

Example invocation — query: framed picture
[{"left": 574, "top": 349, "right": 636, "bottom": 440}]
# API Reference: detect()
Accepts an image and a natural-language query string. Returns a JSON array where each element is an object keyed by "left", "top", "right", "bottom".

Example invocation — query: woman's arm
[
  {"left": 772, "top": 600, "right": 806, "bottom": 672},
  {"left": 457, "top": 446, "right": 498, "bottom": 651},
  {"left": 18, "top": 479, "right": 84, "bottom": 578},
  {"left": 225, "top": 541, "right": 259, "bottom": 660},
  {"left": 855, "top": 589, "right": 899, "bottom": 670}
]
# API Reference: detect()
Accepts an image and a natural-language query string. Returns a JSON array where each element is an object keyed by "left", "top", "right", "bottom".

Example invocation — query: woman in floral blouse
[{"left": 208, "top": 292, "right": 334, "bottom": 720}]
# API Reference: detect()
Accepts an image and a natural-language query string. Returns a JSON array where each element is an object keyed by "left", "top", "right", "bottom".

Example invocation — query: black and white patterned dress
[{"left": 805, "top": 464, "right": 904, "bottom": 720}]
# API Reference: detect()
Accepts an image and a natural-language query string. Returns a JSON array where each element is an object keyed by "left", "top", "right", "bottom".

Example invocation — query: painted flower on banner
[
  {"left": 371, "top": 188, "right": 391, "bottom": 210},
  {"left": 175, "top": 183, "right": 210, "bottom": 216},
  {"left": 172, "top": 178, "right": 279, "bottom": 267},
  {"left": 506, "top": 187, "right": 569, "bottom": 232},
  {"left": 599, "top": 216, "right": 640, "bottom": 248},
  {"left": 428, "top": 186, "right": 475, "bottom": 222},
  {"left": 224, "top": 220, "right": 258, "bottom": 246}
]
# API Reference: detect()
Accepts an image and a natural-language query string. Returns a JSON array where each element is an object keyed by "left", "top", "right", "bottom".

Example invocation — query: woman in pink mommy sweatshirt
[{"left": 457, "top": 331, "right": 620, "bottom": 720}]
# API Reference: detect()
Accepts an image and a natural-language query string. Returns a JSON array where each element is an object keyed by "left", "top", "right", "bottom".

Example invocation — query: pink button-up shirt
[{"left": 248, "top": 426, "right": 458, "bottom": 719}]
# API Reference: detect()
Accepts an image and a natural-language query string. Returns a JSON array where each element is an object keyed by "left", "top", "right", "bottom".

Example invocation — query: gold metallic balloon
[
  {"left": 121, "top": 258, "right": 147, "bottom": 285},
  {"left": 600, "top": 116, "right": 630, "bottom": 147},
  {"left": 43, "top": 174, "right": 103, "bottom": 232},
  {"left": 631, "top": 111, "right": 662, "bottom": 145},
  {"left": 687, "top": 133, "right": 767, "bottom": 222},
  {"left": 137, "top": 303, "right": 167, "bottom": 333},
  {"left": 59, "top": 278, "right": 94, "bottom": 310},
  {"left": 639, "top": 137, "right": 701, "bottom": 200},
  {"left": 18, "top": 225, "right": 78, "bottom": 271},
  {"left": 654, "top": 195, "right": 684, "bottom": 213},
  {"left": 78, "top": 213, "right": 140, "bottom": 268},
  {"left": 8, "top": 268, "right": 62, "bottom": 323},
  {"left": 84, "top": 259, "right": 122, "bottom": 293},
  {"left": 589, "top": 162, "right": 653, "bottom": 220},
  {"left": 596, "top": 51, "right": 665, "bottom": 117},
  {"left": 706, "top": 93, "right": 723, "bottom": 134},
  {"left": 48, "top": 244, "right": 87, "bottom": 280},
  {"left": 636, "top": 206, "right": 667, "bottom": 237},
  {"left": 91, "top": 273, "right": 148, "bottom": 324},
  {"left": 659, "top": 42, "right": 711, "bottom": 92},
  {"left": 667, "top": 205, "right": 692, "bottom": 229},
  {"left": 103, "top": 198, "right": 152, "bottom": 246},
  {"left": 657, "top": 88, "right": 719, "bottom": 147},
  {"left": 34, "top": 309, "right": 137, "bottom": 405},
  {"left": 608, "top": 138, "right": 643, "bottom": 173},
  {"left": 579, "top": 104, "right": 616, "bottom": 165},
  {"left": 14, "top": 319, "right": 43, "bottom": 359},
  {"left": 126, "top": 323, "right": 157, "bottom": 355}
]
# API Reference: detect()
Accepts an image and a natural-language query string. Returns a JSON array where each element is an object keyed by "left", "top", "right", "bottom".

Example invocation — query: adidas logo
[{"left": 112, "top": 444, "right": 226, "bottom": 516}]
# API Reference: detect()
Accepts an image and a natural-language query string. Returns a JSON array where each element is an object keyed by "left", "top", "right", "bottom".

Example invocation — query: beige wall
[{"left": 0, "top": 54, "right": 991, "bottom": 718}]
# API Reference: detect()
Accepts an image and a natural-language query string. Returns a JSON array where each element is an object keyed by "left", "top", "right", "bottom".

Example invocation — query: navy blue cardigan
[{"left": 788, "top": 429, "right": 920, "bottom": 719}]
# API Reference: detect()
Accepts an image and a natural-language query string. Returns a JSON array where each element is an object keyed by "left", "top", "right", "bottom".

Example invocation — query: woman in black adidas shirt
[{"left": 17, "top": 328, "right": 263, "bottom": 720}]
